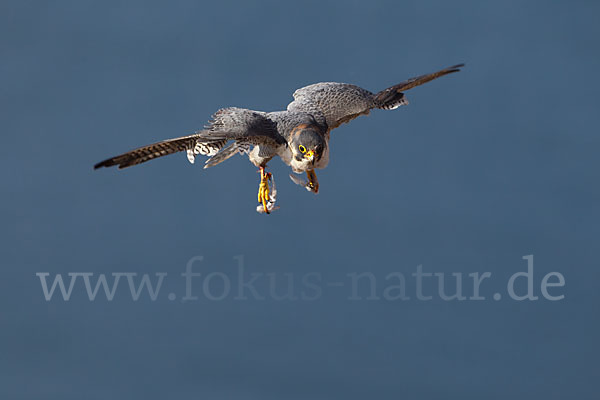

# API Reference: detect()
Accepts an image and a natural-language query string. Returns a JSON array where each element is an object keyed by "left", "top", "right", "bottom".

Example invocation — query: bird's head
[{"left": 289, "top": 125, "right": 325, "bottom": 171}]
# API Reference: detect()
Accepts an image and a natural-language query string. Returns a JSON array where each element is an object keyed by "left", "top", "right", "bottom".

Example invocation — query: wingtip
[
  {"left": 449, "top": 63, "right": 465, "bottom": 72},
  {"left": 94, "top": 158, "right": 120, "bottom": 170}
]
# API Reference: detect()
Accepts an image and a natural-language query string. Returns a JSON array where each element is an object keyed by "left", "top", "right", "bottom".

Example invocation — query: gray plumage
[{"left": 94, "top": 64, "right": 463, "bottom": 177}]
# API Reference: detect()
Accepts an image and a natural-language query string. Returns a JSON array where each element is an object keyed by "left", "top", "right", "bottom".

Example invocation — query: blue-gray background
[{"left": 2, "top": 0, "right": 599, "bottom": 398}]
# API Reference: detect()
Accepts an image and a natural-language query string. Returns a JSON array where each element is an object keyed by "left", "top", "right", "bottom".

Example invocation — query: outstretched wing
[
  {"left": 93, "top": 134, "right": 212, "bottom": 169},
  {"left": 287, "top": 64, "right": 464, "bottom": 131},
  {"left": 94, "top": 107, "right": 285, "bottom": 170}
]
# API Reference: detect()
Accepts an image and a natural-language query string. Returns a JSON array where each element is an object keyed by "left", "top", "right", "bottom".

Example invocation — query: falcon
[{"left": 94, "top": 64, "right": 464, "bottom": 213}]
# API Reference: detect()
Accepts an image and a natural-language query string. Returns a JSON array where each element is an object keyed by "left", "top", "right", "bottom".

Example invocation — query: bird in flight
[{"left": 95, "top": 64, "right": 464, "bottom": 213}]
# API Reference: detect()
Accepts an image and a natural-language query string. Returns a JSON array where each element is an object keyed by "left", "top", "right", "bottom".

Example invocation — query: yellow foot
[
  {"left": 257, "top": 167, "right": 272, "bottom": 214},
  {"left": 306, "top": 170, "right": 319, "bottom": 193}
]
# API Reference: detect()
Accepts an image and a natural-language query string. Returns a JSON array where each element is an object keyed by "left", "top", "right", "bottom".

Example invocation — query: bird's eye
[{"left": 299, "top": 145, "right": 306, "bottom": 153}]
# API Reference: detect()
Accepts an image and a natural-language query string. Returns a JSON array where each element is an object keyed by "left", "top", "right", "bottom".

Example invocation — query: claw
[
  {"left": 257, "top": 167, "right": 272, "bottom": 214},
  {"left": 289, "top": 170, "right": 319, "bottom": 193},
  {"left": 307, "top": 170, "right": 319, "bottom": 193}
]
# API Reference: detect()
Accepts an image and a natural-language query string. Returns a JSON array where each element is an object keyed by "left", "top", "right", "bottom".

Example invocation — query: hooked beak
[{"left": 304, "top": 150, "right": 314, "bottom": 162}]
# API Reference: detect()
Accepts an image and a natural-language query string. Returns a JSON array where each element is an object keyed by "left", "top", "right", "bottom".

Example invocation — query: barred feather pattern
[
  {"left": 378, "top": 94, "right": 409, "bottom": 110},
  {"left": 204, "top": 141, "right": 251, "bottom": 168},
  {"left": 94, "top": 135, "right": 199, "bottom": 169},
  {"left": 186, "top": 139, "right": 227, "bottom": 164}
]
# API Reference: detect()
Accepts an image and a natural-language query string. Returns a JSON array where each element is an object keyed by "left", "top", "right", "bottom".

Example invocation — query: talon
[
  {"left": 262, "top": 195, "right": 269, "bottom": 214},
  {"left": 306, "top": 170, "right": 319, "bottom": 193},
  {"left": 258, "top": 167, "right": 271, "bottom": 214}
]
